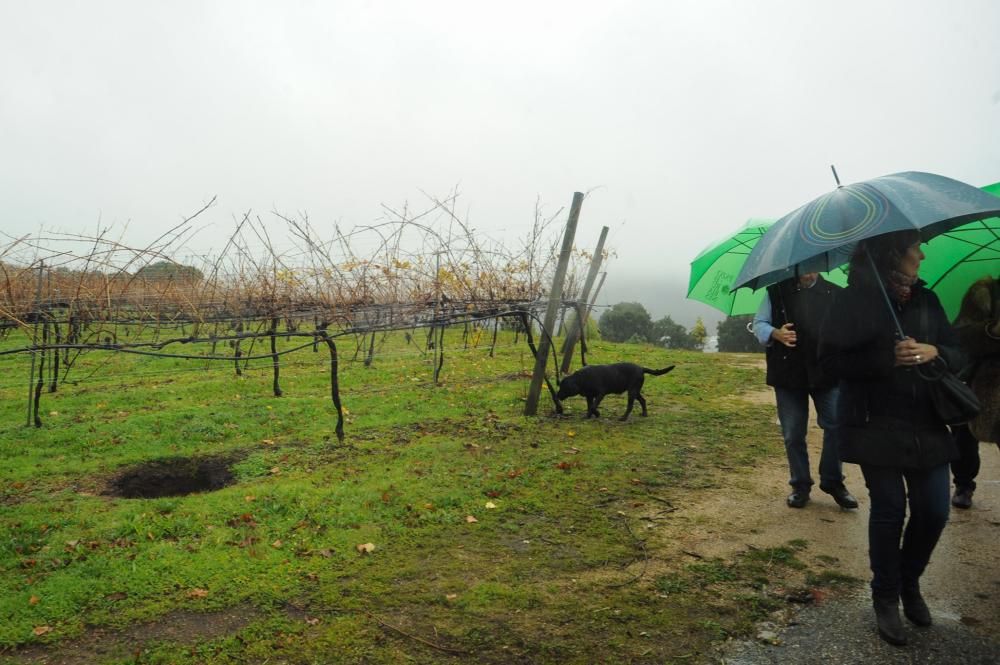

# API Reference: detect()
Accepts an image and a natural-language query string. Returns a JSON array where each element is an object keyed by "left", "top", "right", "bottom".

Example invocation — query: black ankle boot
[
  {"left": 901, "top": 587, "right": 932, "bottom": 627},
  {"left": 873, "top": 597, "right": 907, "bottom": 646}
]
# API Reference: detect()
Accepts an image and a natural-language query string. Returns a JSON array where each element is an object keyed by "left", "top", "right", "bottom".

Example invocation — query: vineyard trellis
[{"left": 0, "top": 192, "right": 610, "bottom": 438}]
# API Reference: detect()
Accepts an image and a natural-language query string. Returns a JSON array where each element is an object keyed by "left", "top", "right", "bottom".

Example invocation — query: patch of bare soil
[
  {"left": 105, "top": 454, "right": 239, "bottom": 499},
  {"left": 8, "top": 604, "right": 262, "bottom": 665}
]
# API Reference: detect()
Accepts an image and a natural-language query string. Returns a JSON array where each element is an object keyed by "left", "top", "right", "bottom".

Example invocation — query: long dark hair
[{"left": 847, "top": 230, "right": 921, "bottom": 287}]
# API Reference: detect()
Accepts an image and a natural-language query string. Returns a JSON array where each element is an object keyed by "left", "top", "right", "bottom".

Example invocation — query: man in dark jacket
[{"left": 753, "top": 272, "right": 858, "bottom": 509}]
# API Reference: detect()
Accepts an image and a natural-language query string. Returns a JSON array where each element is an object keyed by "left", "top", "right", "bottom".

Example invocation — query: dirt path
[{"left": 692, "top": 388, "right": 1000, "bottom": 663}]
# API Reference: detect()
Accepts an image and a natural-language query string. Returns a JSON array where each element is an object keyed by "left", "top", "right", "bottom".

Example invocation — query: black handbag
[
  {"left": 915, "top": 303, "right": 981, "bottom": 426},
  {"left": 917, "top": 358, "right": 982, "bottom": 425}
]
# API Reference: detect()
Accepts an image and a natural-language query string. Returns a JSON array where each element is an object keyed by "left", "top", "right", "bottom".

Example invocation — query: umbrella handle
[
  {"left": 830, "top": 164, "right": 842, "bottom": 187},
  {"left": 865, "top": 251, "right": 907, "bottom": 341}
]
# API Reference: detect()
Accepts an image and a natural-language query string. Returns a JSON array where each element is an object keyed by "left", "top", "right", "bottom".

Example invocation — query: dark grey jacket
[{"left": 818, "top": 279, "right": 965, "bottom": 469}]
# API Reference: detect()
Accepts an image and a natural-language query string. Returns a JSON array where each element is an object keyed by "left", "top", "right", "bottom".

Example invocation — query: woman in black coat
[{"left": 818, "top": 230, "right": 964, "bottom": 646}]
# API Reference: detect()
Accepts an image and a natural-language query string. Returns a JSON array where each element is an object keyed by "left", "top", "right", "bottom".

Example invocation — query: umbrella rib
[{"left": 925, "top": 229, "right": 1000, "bottom": 289}]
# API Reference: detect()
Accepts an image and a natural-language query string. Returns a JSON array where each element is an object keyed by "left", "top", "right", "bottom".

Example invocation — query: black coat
[
  {"left": 818, "top": 279, "right": 965, "bottom": 469},
  {"left": 765, "top": 275, "right": 840, "bottom": 391}
]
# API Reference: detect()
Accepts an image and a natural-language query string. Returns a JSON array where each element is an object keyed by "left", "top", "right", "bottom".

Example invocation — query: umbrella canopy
[
  {"left": 732, "top": 172, "right": 1000, "bottom": 292},
  {"left": 921, "top": 181, "right": 1000, "bottom": 320},
  {"left": 688, "top": 218, "right": 846, "bottom": 315}
]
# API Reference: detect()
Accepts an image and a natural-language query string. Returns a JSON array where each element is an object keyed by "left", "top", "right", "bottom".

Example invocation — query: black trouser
[
  {"left": 950, "top": 424, "right": 981, "bottom": 491},
  {"left": 861, "top": 463, "right": 950, "bottom": 599}
]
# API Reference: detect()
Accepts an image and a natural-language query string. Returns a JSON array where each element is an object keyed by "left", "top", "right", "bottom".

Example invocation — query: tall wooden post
[
  {"left": 560, "top": 226, "right": 608, "bottom": 374},
  {"left": 26, "top": 261, "right": 44, "bottom": 426},
  {"left": 524, "top": 192, "right": 583, "bottom": 415}
]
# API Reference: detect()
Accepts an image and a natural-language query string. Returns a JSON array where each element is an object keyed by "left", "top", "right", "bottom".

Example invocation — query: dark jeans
[
  {"left": 861, "top": 462, "right": 950, "bottom": 599},
  {"left": 774, "top": 385, "right": 842, "bottom": 492},
  {"left": 950, "top": 424, "right": 980, "bottom": 490}
]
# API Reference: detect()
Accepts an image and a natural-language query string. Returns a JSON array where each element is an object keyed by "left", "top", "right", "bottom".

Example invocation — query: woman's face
[{"left": 898, "top": 242, "right": 925, "bottom": 278}]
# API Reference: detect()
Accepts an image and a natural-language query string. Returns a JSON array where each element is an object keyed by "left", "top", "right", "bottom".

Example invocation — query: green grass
[{"left": 0, "top": 328, "right": 850, "bottom": 663}]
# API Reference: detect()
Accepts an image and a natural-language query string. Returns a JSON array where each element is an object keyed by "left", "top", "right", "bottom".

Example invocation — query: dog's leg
[
  {"left": 636, "top": 392, "right": 648, "bottom": 416},
  {"left": 586, "top": 396, "right": 597, "bottom": 418},
  {"left": 592, "top": 394, "right": 606, "bottom": 418}
]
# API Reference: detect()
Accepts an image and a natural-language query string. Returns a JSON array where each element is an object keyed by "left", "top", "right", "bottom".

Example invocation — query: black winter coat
[
  {"left": 818, "top": 280, "right": 965, "bottom": 469},
  {"left": 765, "top": 276, "right": 840, "bottom": 391}
]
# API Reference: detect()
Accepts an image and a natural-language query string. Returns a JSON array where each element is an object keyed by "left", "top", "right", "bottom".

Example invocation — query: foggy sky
[{"left": 3, "top": 1, "right": 999, "bottom": 327}]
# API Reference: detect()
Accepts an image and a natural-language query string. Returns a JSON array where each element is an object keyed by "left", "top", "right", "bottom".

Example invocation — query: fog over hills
[{"left": 592, "top": 272, "right": 727, "bottom": 334}]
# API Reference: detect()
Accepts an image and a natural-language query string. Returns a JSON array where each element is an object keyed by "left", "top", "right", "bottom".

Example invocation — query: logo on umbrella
[{"left": 800, "top": 184, "right": 891, "bottom": 246}]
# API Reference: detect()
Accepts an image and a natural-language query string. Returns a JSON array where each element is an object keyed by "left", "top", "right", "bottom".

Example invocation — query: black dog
[{"left": 555, "top": 362, "right": 675, "bottom": 420}]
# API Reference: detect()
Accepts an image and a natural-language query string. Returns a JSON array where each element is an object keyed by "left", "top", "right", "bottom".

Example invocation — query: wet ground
[{"left": 700, "top": 390, "right": 1000, "bottom": 664}]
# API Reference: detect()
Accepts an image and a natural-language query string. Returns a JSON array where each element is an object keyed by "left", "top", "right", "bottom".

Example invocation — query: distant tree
[
  {"left": 690, "top": 317, "right": 708, "bottom": 350},
  {"left": 598, "top": 302, "right": 652, "bottom": 343},
  {"left": 650, "top": 315, "right": 697, "bottom": 350},
  {"left": 717, "top": 315, "right": 761, "bottom": 353},
  {"left": 134, "top": 260, "right": 204, "bottom": 282}
]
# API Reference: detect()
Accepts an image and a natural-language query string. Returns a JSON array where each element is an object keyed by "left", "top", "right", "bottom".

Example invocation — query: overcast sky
[{"left": 2, "top": 1, "right": 999, "bottom": 324}]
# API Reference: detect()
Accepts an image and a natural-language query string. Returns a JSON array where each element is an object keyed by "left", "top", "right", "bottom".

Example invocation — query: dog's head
[{"left": 556, "top": 374, "right": 580, "bottom": 400}]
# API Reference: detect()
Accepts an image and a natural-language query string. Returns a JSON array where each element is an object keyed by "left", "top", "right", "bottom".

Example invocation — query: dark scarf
[{"left": 886, "top": 269, "right": 917, "bottom": 304}]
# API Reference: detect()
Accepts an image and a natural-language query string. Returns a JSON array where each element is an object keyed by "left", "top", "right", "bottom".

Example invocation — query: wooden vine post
[
  {"left": 559, "top": 226, "right": 608, "bottom": 375},
  {"left": 524, "top": 192, "right": 583, "bottom": 416},
  {"left": 26, "top": 261, "right": 44, "bottom": 427}
]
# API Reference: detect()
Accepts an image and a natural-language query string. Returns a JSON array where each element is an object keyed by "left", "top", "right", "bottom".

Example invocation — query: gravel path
[
  {"left": 700, "top": 389, "right": 1000, "bottom": 664},
  {"left": 717, "top": 588, "right": 999, "bottom": 664}
]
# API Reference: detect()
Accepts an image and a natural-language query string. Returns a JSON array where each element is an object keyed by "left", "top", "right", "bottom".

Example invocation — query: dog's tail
[{"left": 643, "top": 365, "right": 675, "bottom": 376}]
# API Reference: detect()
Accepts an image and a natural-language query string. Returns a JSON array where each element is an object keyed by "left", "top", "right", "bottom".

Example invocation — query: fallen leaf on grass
[
  {"left": 32, "top": 626, "right": 51, "bottom": 636},
  {"left": 356, "top": 542, "right": 375, "bottom": 555},
  {"left": 29, "top": 595, "right": 39, "bottom": 605},
  {"left": 465, "top": 515, "right": 478, "bottom": 523},
  {"left": 485, "top": 501, "right": 497, "bottom": 509},
  {"left": 261, "top": 439, "right": 275, "bottom": 446},
  {"left": 316, "top": 548, "right": 332, "bottom": 558},
  {"left": 563, "top": 447, "right": 580, "bottom": 454},
  {"left": 445, "top": 593, "right": 458, "bottom": 601},
  {"left": 270, "top": 467, "right": 281, "bottom": 475},
  {"left": 244, "top": 495, "right": 256, "bottom": 502},
  {"left": 271, "top": 539, "right": 283, "bottom": 549},
  {"left": 566, "top": 430, "right": 576, "bottom": 437},
  {"left": 305, "top": 617, "right": 320, "bottom": 626},
  {"left": 186, "top": 588, "right": 209, "bottom": 599}
]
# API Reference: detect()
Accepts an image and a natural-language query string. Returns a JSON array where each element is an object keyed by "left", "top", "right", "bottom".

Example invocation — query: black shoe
[
  {"left": 820, "top": 483, "right": 859, "bottom": 509},
  {"left": 873, "top": 597, "right": 908, "bottom": 646},
  {"left": 951, "top": 486, "right": 974, "bottom": 509},
  {"left": 787, "top": 491, "right": 810, "bottom": 508},
  {"left": 901, "top": 588, "right": 932, "bottom": 627}
]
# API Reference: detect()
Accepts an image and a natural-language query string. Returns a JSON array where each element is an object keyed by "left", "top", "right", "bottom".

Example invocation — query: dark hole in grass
[{"left": 107, "top": 455, "right": 237, "bottom": 498}]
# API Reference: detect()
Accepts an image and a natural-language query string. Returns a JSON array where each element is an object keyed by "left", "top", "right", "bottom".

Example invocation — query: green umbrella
[
  {"left": 687, "top": 218, "right": 846, "bottom": 316},
  {"left": 921, "top": 181, "right": 1000, "bottom": 321}
]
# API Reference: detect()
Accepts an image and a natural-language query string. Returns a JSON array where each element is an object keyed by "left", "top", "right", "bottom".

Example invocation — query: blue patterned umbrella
[{"left": 732, "top": 171, "right": 1000, "bottom": 291}]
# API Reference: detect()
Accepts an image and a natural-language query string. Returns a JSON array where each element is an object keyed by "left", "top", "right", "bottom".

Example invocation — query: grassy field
[{"left": 0, "top": 328, "right": 845, "bottom": 664}]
